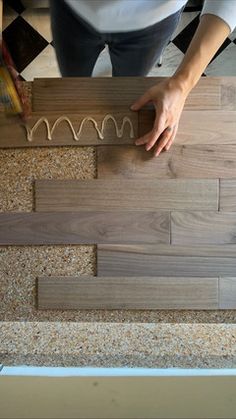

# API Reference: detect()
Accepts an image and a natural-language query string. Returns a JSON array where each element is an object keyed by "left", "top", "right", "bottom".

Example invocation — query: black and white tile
[{"left": 2, "top": 0, "right": 236, "bottom": 80}]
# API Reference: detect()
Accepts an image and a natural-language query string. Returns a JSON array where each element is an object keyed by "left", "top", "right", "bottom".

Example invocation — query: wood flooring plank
[
  {"left": 32, "top": 77, "right": 221, "bottom": 112},
  {"left": 37, "top": 275, "right": 218, "bottom": 310},
  {"left": 35, "top": 179, "right": 218, "bottom": 212},
  {"left": 0, "top": 111, "right": 137, "bottom": 148},
  {"left": 139, "top": 110, "right": 236, "bottom": 145},
  {"left": 97, "top": 145, "right": 236, "bottom": 179},
  {"left": 219, "top": 277, "right": 236, "bottom": 309},
  {"left": 2, "top": 109, "right": 235, "bottom": 148},
  {"left": 171, "top": 211, "right": 236, "bottom": 245},
  {"left": 0, "top": 211, "right": 169, "bottom": 245},
  {"left": 219, "top": 179, "right": 236, "bottom": 211},
  {"left": 97, "top": 244, "right": 236, "bottom": 277},
  {"left": 220, "top": 77, "right": 236, "bottom": 110}
]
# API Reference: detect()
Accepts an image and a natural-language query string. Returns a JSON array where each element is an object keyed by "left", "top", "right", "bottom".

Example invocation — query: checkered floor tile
[{"left": 2, "top": 0, "right": 236, "bottom": 80}]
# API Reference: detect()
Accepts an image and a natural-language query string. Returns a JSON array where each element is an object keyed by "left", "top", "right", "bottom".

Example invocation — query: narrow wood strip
[
  {"left": 97, "top": 244, "right": 236, "bottom": 277},
  {"left": 2, "top": 109, "right": 234, "bottom": 148},
  {"left": 138, "top": 110, "right": 236, "bottom": 145},
  {"left": 0, "top": 111, "right": 137, "bottom": 148},
  {"left": 171, "top": 211, "right": 236, "bottom": 245},
  {"left": 219, "top": 179, "right": 236, "bottom": 211},
  {"left": 0, "top": 212, "right": 169, "bottom": 245},
  {"left": 35, "top": 179, "right": 218, "bottom": 212},
  {"left": 37, "top": 276, "right": 218, "bottom": 310},
  {"left": 219, "top": 277, "right": 236, "bottom": 309},
  {"left": 32, "top": 77, "right": 220, "bottom": 112},
  {"left": 97, "top": 145, "right": 236, "bottom": 179},
  {"left": 220, "top": 77, "right": 236, "bottom": 110}
]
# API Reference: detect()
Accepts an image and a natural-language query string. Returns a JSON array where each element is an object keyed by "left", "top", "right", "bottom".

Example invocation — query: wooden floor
[
  {"left": 1, "top": 76, "right": 236, "bottom": 310},
  {"left": 95, "top": 77, "right": 236, "bottom": 311}
]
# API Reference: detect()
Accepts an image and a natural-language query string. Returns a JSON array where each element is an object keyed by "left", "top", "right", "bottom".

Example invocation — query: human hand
[{"left": 131, "top": 77, "right": 189, "bottom": 157}]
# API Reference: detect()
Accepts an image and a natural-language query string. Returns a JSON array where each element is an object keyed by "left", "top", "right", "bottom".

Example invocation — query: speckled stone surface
[{"left": 1, "top": 322, "right": 236, "bottom": 367}]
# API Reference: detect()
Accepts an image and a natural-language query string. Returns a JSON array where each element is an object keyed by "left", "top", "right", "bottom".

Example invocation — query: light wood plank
[
  {"left": 171, "top": 211, "right": 236, "bottom": 245},
  {"left": 37, "top": 275, "right": 218, "bottom": 310},
  {"left": 219, "top": 179, "right": 236, "bottom": 211},
  {"left": 35, "top": 179, "right": 218, "bottom": 212},
  {"left": 97, "top": 244, "right": 236, "bottom": 277},
  {"left": 139, "top": 110, "right": 236, "bottom": 145},
  {"left": 219, "top": 277, "right": 236, "bottom": 309},
  {"left": 32, "top": 77, "right": 221, "bottom": 112},
  {"left": 97, "top": 145, "right": 236, "bottom": 179},
  {"left": 0, "top": 111, "right": 137, "bottom": 148},
  {"left": 220, "top": 77, "right": 236, "bottom": 110},
  {"left": 0, "top": 211, "right": 169, "bottom": 245}
]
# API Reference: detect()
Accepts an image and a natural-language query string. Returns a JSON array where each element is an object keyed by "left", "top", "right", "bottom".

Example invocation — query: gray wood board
[
  {"left": 0, "top": 111, "right": 137, "bottom": 148},
  {"left": 97, "top": 244, "right": 236, "bottom": 277},
  {"left": 0, "top": 211, "right": 169, "bottom": 245},
  {"left": 32, "top": 77, "right": 221, "bottom": 111},
  {"left": 139, "top": 110, "right": 236, "bottom": 145},
  {"left": 35, "top": 179, "right": 219, "bottom": 212},
  {"left": 219, "top": 277, "right": 236, "bottom": 308},
  {"left": 220, "top": 179, "right": 236, "bottom": 211},
  {"left": 97, "top": 145, "right": 236, "bottom": 179},
  {"left": 37, "top": 275, "right": 218, "bottom": 310},
  {"left": 171, "top": 211, "right": 236, "bottom": 245}
]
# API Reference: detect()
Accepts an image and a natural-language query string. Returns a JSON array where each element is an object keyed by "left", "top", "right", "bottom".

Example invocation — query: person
[{"left": 50, "top": 0, "right": 236, "bottom": 157}]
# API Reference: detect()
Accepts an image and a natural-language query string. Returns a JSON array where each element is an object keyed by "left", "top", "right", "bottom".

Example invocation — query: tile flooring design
[{"left": 2, "top": 1, "right": 236, "bottom": 80}]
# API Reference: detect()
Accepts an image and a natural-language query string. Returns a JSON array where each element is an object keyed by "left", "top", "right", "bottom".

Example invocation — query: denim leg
[
  {"left": 108, "top": 8, "right": 184, "bottom": 77},
  {"left": 50, "top": 0, "right": 105, "bottom": 76}
]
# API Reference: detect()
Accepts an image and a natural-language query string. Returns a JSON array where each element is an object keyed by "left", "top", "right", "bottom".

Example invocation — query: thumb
[{"left": 130, "top": 91, "right": 151, "bottom": 111}]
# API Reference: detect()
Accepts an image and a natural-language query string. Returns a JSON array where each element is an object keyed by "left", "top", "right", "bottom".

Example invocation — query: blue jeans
[{"left": 50, "top": 0, "right": 183, "bottom": 77}]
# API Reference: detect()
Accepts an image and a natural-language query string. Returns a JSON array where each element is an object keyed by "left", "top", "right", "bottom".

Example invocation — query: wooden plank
[
  {"left": 35, "top": 179, "right": 218, "bottom": 212},
  {"left": 3, "top": 109, "right": 235, "bottom": 149},
  {"left": 32, "top": 77, "right": 221, "bottom": 112},
  {"left": 220, "top": 77, "right": 236, "bottom": 110},
  {"left": 171, "top": 211, "right": 236, "bottom": 245},
  {"left": 37, "top": 275, "right": 218, "bottom": 310},
  {"left": 97, "top": 145, "right": 236, "bottom": 179},
  {"left": 219, "top": 179, "right": 236, "bottom": 211},
  {"left": 0, "top": 111, "right": 137, "bottom": 148},
  {"left": 97, "top": 244, "right": 236, "bottom": 277},
  {"left": 219, "top": 277, "right": 236, "bottom": 309},
  {"left": 0, "top": 211, "right": 169, "bottom": 245},
  {"left": 138, "top": 110, "right": 236, "bottom": 145}
]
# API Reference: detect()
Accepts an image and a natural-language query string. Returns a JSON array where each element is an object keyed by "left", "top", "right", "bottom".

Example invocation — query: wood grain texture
[
  {"left": 97, "top": 244, "right": 236, "bottom": 277},
  {"left": 35, "top": 179, "right": 218, "bottom": 212},
  {"left": 220, "top": 77, "right": 236, "bottom": 110},
  {"left": 32, "top": 77, "right": 221, "bottom": 112},
  {"left": 171, "top": 211, "right": 236, "bottom": 245},
  {"left": 97, "top": 145, "right": 236, "bottom": 179},
  {"left": 219, "top": 179, "right": 236, "bottom": 211},
  {"left": 3, "top": 109, "right": 235, "bottom": 148},
  {"left": 0, "top": 111, "right": 137, "bottom": 148},
  {"left": 139, "top": 110, "right": 236, "bottom": 145},
  {"left": 0, "top": 211, "right": 169, "bottom": 245},
  {"left": 37, "top": 275, "right": 218, "bottom": 310},
  {"left": 219, "top": 277, "right": 236, "bottom": 309}
]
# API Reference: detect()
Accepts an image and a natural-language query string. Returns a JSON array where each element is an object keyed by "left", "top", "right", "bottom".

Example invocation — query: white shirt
[{"left": 65, "top": 0, "right": 236, "bottom": 33}]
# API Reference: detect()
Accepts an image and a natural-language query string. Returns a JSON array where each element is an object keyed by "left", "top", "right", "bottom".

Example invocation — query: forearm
[{"left": 172, "top": 13, "right": 230, "bottom": 94}]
